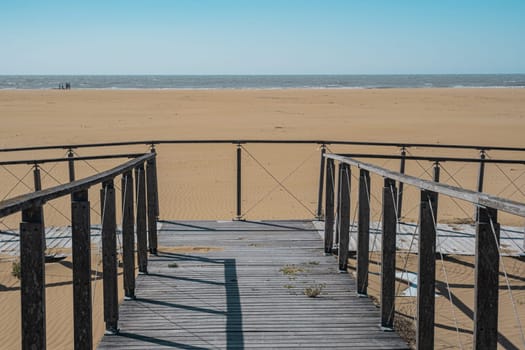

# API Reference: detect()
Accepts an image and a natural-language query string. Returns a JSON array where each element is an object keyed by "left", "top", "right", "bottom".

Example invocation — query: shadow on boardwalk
[{"left": 97, "top": 220, "right": 408, "bottom": 349}]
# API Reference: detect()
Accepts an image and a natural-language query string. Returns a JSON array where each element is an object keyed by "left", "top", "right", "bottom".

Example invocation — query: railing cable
[
  {"left": 240, "top": 145, "right": 316, "bottom": 217},
  {"left": 242, "top": 147, "right": 317, "bottom": 217}
]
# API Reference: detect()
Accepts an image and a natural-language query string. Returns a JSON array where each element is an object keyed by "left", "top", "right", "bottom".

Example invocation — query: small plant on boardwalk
[
  {"left": 279, "top": 265, "right": 304, "bottom": 275},
  {"left": 307, "top": 261, "right": 320, "bottom": 265},
  {"left": 304, "top": 283, "right": 325, "bottom": 298},
  {"left": 11, "top": 260, "right": 21, "bottom": 280},
  {"left": 394, "top": 312, "right": 416, "bottom": 349},
  {"left": 168, "top": 262, "right": 179, "bottom": 268},
  {"left": 284, "top": 284, "right": 295, "bottom": 289}
]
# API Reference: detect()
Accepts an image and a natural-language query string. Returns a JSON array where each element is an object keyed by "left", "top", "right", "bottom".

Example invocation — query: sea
[{"left": 0, "top": 74, "right": 524, "bottom": 90}]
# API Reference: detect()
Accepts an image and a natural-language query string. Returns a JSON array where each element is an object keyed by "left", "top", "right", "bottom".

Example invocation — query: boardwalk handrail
[
  {"left": 0, "top": 153, "right": 155, "bottom": 218},
  {"left": 325, "top": 153, "right": 525, "bottom": 217},
  {"left": 1, "top": 139, "right": 525, "bottom": 153},
  {"left": 0, "top": 152, "right": 148, "bottom": 166},
  {"left": 2, "top": 151, "right": 159, "bottom": 349},
  {"left": 323, "top": 152, "right": 525, "bottom": 349}
]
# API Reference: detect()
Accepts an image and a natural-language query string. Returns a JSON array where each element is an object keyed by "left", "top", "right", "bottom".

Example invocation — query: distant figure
[
  {"left": 66, "top": 82, "right": 71, "bottom": 90},
  {"left": 59, "top": 83, "right": 63, "bottom": 90}
]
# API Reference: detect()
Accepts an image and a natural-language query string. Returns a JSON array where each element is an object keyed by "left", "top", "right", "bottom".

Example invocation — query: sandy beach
[{"left": 1, "top": 88, "right": 524, "bottom": 348}]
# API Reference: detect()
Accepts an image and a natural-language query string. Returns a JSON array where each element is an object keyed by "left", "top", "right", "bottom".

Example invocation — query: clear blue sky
[{"left": 1, "top": 0, "right": 524, "bottom": 74}]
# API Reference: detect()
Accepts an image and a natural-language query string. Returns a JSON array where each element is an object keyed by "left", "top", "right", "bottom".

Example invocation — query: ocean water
[{"left": 0, "top": 74, "right": 524, "bottom": 90}]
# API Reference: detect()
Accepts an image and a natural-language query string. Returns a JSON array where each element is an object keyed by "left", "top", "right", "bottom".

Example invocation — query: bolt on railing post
[
  {"left": 135, "top": 165, "right": 148, "bottom": 274},
  {"left": 324, "top": 158, "right": 335, "bottom": 254},
  {"left": 475, "top": 150, "right": 486, "bottom": 221},
  {"left": 71, "top": 189, "right": 92, "bottom": 350},
  {"left": 474, "top": 206, "right": 500, "bottom": 349},
  {"left": 20, "top": 205, "right": 46, "bottom": 350},
  {"left": 357, "top": 169, "right": 370, "bottom": 296},
  {"left": 316, "top": 144, "right": 327, "bottom": 220},
  {"left": 338, "top": 163, "right": 351, "bottom": 271},
  {"left": 122, "top": 171, "right": 135, "bottom": 299},
  {"left": 397, "top": 147, "right": 406, "bottom": 221},
  {"left": 236, "top": 144, "right": 242, "bottom": 220},
  {"left": 416, "top": 189, "right": 438, "bottom": 349},
  {"left": 100, "top": 180, "right": 119, "bottom": 335},
  {"left": 381, "top": 178, "right": 397, "bottom": 330},
  {"left": 146, "top": 156, "right": 158, "bottom": 255},
  {"left": 68, "top": 148, "right": 75, "bottom": 182}
]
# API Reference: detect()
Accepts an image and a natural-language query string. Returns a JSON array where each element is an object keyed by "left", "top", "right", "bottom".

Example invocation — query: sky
[{"left": 1, "top": 0, "right": 524, "bottom": 75}]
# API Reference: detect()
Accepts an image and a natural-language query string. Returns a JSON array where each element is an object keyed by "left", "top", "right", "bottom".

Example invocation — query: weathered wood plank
[
  {"left": 122, "top": 171, "right": 135, "bottom": 299},
  {"left": 97, "top": 220, "right": 408, "bottom": 350}
]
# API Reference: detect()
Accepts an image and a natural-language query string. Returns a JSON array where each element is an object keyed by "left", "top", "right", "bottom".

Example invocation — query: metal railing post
[
  {"left": 397, "top": 147, "right": 406, "bottom": 221},
  {"left": 236, "top": 144, "right": 242, "bottom": 220},
  {"left": 68, "top": 148, "right": 75, "bottom": 182},
  {"left": 475, "top": 150, "right": 486, "bottom": 221}
]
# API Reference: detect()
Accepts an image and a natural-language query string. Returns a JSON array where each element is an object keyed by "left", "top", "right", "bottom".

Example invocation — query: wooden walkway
[{"left": 97, "top": 220, "right": 408, "bottom": 349}]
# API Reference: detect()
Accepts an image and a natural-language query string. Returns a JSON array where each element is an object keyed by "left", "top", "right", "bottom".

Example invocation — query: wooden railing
[
  {"left": 324, "top": 153, "right": 525, "bottom": 349},
  {"left": 0, "top": 152, "right": 159, "bottom": 350}
]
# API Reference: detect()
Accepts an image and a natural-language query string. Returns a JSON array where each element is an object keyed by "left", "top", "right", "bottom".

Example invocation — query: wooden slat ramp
[{"left": 98, "top": 220, "right": 408, "bottom": 350}]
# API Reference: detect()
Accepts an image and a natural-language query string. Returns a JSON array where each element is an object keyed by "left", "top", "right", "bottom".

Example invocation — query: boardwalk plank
[{"left": 98, "top": 220, "right": 408, "bottom": 349}]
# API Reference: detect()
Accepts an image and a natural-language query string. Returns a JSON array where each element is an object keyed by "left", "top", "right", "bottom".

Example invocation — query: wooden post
[
  {"left": 357, "top": 169, "right": 370, "bottom": 296},
  {"left": 335, "top": 163, "right": 343, "bottom": 247},
  {"left": 135, "top": 165, "right": 148, "bottom": 274},
  {"left": 316, "top": 144, "right": 326, "bottom": 220},
  {"left": 71, "top": 189, "right": 92, "bottom": 350},
  {"left": 474, "top": 207, "right": 500, "bottom": 349},
  {"left": 433, "top": 161, "right": 440, "bottom": 216},
  {"left": 397, "top": 147, "right": 406, "bottom": 220},
  {"left": 150, "top": 145, "right": 160, "bottom": 218},
  {"left": 68, "top": 148, "right": 75, "bottom": 182},
  {"left": 236, "top": 144, "right": 242, "bottom": 220},
  {"left": 20, "top": 205, "right": 46, "bottom": 350},
  {"left": 101, "top": 180, "right": 118, "bottom": 334},
  {"left": 33, "top": 164, "right": 46, "bottom": 248},
  {"left": 475, "top": 150, "right": 486, "bottom": 221},
  {"left": 338, "top": 164, "right": 351, "bottom": 271},
  {"left": 324, "top": 158, "right": 335, "bottom": 254},
  {"left": 416, "top": 189, "right": 438, "bottom": 349},
  {"left": 146, "top": 158, "right": 158, "bottom": 255},
  {"left": 122, "top": 171, "right": 135, "bottom": 299},
  {"left": 381, "top": 178, "right": 397, "bottom": 330}
]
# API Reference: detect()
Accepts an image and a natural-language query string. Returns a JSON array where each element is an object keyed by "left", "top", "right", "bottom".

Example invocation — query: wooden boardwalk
[{"left": 97, "top": 220, "right": 408, "bottom": 349}]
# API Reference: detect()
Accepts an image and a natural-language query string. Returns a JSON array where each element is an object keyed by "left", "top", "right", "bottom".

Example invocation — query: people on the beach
[{"left": 58, "top": 82, "right": 71, "bottom": 90}]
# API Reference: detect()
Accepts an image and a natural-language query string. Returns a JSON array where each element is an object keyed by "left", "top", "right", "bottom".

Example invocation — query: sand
[{"left": 0, "top": 88, "right": 524, "bottom": 348}]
